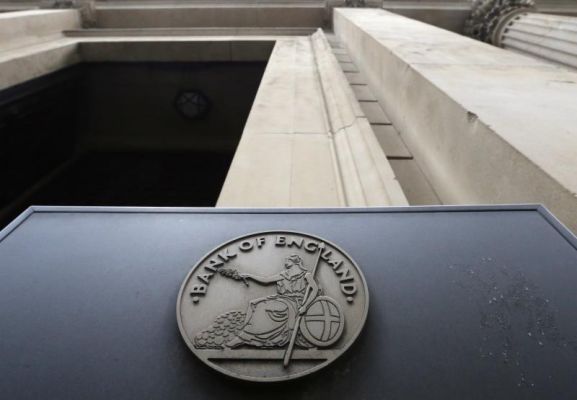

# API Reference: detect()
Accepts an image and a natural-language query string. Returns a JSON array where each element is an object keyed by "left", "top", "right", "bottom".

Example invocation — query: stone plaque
[
  {"left": 0, "top": 205, "right": 577, "bottom": 399},
  {"left": 177, "top": 231, "right": 369, "bottom": 381}
]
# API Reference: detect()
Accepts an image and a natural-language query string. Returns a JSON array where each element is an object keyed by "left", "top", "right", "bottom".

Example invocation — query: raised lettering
[
  {"left": 335, "top": 266, "right": 354, "bottom": 282},
  {"left": 239, "top": 240, "right": 254, "bottom": 252},
  {"left": 287, "top": 237, "right": 303, "bottom": 248},
  {"left": 198, "top": 273, "right": 213, "bottom": 285},
  {"left": 190, "top": 284, "right": 207, "bottom": 296},
  {"left": 329, "top": 259, "right": 343, "bottom": 270},
  {"left": 204, "top": 265, "right": 217, "bottom": 273},
  {"left": 218, "top": 248, "right": 237, "bottom": 262},
  {"left": 321, "top": 249, "right": 333, "bottom": 261},
  {"left": 341, "top": 283, "right": 357, "bottom": 296},
  {"left": 304, "top": 241, "right": 318, "bottom": 253},
  {"left": 275, "top": 236, "right": 286, "bottom": 246},
  {"left": 206, "top": 258, "right": 224, "bottom": 269}
]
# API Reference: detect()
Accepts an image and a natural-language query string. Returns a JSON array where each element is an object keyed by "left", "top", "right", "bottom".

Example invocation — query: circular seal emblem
[{"left": 176, "top": 231, "right": 369, "bottom": 382}]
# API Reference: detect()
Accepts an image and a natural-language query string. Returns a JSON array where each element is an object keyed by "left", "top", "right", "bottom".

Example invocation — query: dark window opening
[{"left": 0, "top": 61, "right": 268, "bottom": 227}]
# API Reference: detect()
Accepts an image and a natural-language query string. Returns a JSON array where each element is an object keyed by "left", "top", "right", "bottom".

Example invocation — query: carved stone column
[
  {"left": 465, "top": 0, "right": 577, "bottom": 69},
  {"left": 499, "top": 12, "right": 577, "bottom": 69},
  {"left": 465, "top": 0, "right": 536, "bottom": 44}
]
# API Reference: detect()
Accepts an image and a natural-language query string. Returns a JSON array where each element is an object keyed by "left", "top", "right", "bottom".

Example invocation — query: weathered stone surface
[
  {"left": 339, "top": 61, "right": 358, "bottom": 72},
  {"left": 351, "top": 84, "right": 377, "bottom": 101},
  {"left": 0, "top": 10, "right": 80, "bottom": 52},
  {"left": 218, "top": 31, "right": 408, "bottom": 207},
  {"left": 0, "top": 39, "right": 80, "bottom": 90},
  {"left": 344, "top": 71, "right": 366, "bottom": 84},
  {"left": 334, "top": 52, "right": 352, "bottom": 62},
  {"left": 382, "top": 0, "right": 471, "bottom": 33},
  {"left": 389, "top": 159, "right": 442, "bottom": 205},
  {"left": 65, "top": 27, "right": 317, "bottom": 37},
  {"left": 79, "top": 38, "right": 274, "bottom": 62},
  {"left": 335, "top": 8, "right": 577, "bottom": 232},
  {"left": 94, "top": 4, "right": 327, "bottom": 29},
  {"left": 0, "top": 36, "right": 275, "bottom": 89},
  {"left": 360, "top": 101, "right": 391, "bottom": 125},
  {"left": 372, "top": 125, "right": 412, "bottom": 159}
]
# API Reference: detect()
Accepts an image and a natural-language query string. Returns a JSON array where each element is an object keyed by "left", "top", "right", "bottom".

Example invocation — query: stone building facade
[{"left": 0, "top": 0, "right": 577, "bottom": 232}]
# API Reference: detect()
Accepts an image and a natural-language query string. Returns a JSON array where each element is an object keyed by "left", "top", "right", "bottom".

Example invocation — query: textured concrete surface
[
  {"left": 351, "top": 84, "right": 377, "bottom": 101},
  {"left": 335, "top": 8, "right": 577, "bottom": 232},
  {"left": 0, "top": 10, "right": 80, "bottom": 52},
  {"left": 372, "top": 125, "right": 412, "bottom": 159},
  {"left": 0, "top": 39, "right": 80, "bottom": 90},
  {"left": 389, "top": 159, "right": 442, "bottom": 205},
  {"left": 218, "top": 30, "right": 408, "bottom": 207},
  {"left": 324, "top": 29, "right": 438, "bottom": 205},
  {"left": 344, "top": 71, "right": 367, "bottom": 85},
  {"left": 359, "top": 101, "right": 391, "bottom": 125},
  {"left": 382, "top": 1, "right": 471, "bottom": 33},
  {"left": 94, "top": 3, "right": 327, "bottom": 29}
]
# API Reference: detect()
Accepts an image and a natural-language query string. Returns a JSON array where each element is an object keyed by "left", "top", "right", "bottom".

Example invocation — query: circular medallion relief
[
  {"left": 177, "top": 231, "right": 369, "bottom": 382},
  {"left": 174, "top": 90, "right": 211, "bottom": 120}
]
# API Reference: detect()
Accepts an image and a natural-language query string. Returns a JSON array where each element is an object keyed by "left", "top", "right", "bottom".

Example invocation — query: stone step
[
  {"left": 344, "top": 71, "right": 367, "bottom": 85},
  {"left": 339, "top": 60, "right": 358, "bottom": 72},
  {"left": 360, "top": 101, "right": 391, "bottom": 125},
  {"left": 326, "top": 29, "right": 439, "bottom": 206},
  {"left": 334, "top": 52, "right": 352, "bottom": 62},
  {"left": 372, "top": 125, "right": 412, "bottom": 160},
  {"left": 389, "top": 159, "right": 442, "bottom": 205},
  {"left": 351, "top": 84, "right": 377, "bottom": 101}
]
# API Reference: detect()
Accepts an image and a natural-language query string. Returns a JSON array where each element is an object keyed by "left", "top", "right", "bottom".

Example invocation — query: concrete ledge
[
  {"left": 218, "top": 31, "right": 407, "bottom": 207},
  {"left": 310, "top": 30, "right": 407, "bottom": 206},
  {"left": 382, "top": 1, "right": 471, "bottom": 33},
  {"left": 0, "top": 39, "right": 79, "bottom": 90},
  {"left": 335, "top": 8, "right": 577, "bottom": 232},
  {"left": 218, "top": 37, "right": 344, "bottom": 207},
  {"left": 0, "top": 2, "right": 38, "bottom": 12},
  {"left": 96, "top": 0, "right": 325, "bottom": 6},
  {"left": 94, "top": 4, "right": 327, "bottom": 28},
  {"left": 65, "top": 27, "right": 317, "bottom": 37},
  {"left": 0, "top": 37, "right": 275, "bottom": 89},
  {"left": 78, "top": 38, "right": 274, "bottom": 62},
  {"left": 0, "top": 10, "right": 80, "bottom": 53}
]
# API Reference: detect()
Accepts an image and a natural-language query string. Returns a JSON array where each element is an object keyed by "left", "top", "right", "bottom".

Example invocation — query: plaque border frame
[
  {"left": 175, "top": 229, "right": 370, "bottom": 382},
  {"left": 2, "top": 204, "right": 576, "bottom": 249}
]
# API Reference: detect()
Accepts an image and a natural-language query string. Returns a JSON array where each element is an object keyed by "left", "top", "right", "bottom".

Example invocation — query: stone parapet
[
  {"left": 93, "top": 2, "right": 327, "bottom": 28},
  {"left": 383, "top": 1, "right": 472, "bottom": 33},
  {"left": 217, "top": 30, "right": 407, "bottom": 207},
  {"left": 334, "top": 8, "right": 577, "bottom": 232},
  {"left": 0, "top": 10, "right": 80, "bottom": 53},
  {"left": 310, "top": 30, "right": 407, "bottom": 206}
]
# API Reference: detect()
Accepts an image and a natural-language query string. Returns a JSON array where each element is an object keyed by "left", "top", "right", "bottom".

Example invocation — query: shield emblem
[{"left": 299, "top": 296, "right": 344, "bottom": 347}]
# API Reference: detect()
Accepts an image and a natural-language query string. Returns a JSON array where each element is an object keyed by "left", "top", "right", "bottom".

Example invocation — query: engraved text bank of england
[{"left": 177, "top": 231, "right": 369, "bottom": 382}]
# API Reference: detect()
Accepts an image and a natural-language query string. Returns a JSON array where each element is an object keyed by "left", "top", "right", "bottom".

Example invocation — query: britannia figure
[{"left": 224, "top": 254, "right": 319, "bottom": 348}]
